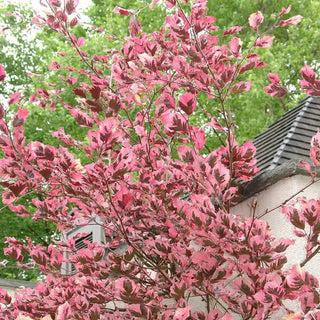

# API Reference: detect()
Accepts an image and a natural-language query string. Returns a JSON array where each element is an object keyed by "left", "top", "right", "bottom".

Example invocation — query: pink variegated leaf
[
  {"left": 239, "top": 60, "right": 256, "bottom": 74},
  {"left": 4, "top": 246, "right": 23, "bottom": 262},
  {"left": 8, "top": 92, "right": 22, "bottom": 105},
  {"left": 50, "top": 0, "right": 61, "bottom": 7},
  {"left": 30, "top": 249, "right": 48, "bottom": 266},
  {"left": 177, "top": 145, "right": 195, "bottom": 163},
  {"left": 65, "top": 0, "right": 79, "bottom": 15},
  {"left": 0, "top": 103, "right": 4, "bottom": 119},
  {"left": 254, "top": 35, "right": 274, "bottom": 48},
  {"left": 300, "top": 80, "right": 320, "bottom": 97},
  {"left": 165, "top": 0, "right": 176, "bottom": 9},
  {"left": 264, "top": 84, "right": 287, "bottom": 98},
  {"left": 300, "top": 160, "right": 311, "bottom": 173},
  {"left": 128, "top": 304, "right": 152, "bottom": 318},
  {"left": 77, "top": 37, "right": 85, "bottom": 47},
  {"left": 231, "top": 81, "right": 252, "bottom": 94},
  {"left": 178, "top": 92, "right": 196, "bottom": 115},
  {"left": 279, "top": 15, "right": 303, "bottom": 27},
  {"left": 113, "top": 6, "right": 133, "bottom": 16},
  {"left": 206, "top": 117, "right": 226, "bottom": 132},
  {"left": 223, "top": 26, "right": 242, "bottom": 36},
  {"left": 161, "top": 112, "right": 188, "bottom": 134},
  {"left": 129, "top": 16, "right": 141, "bottom": 37},
  {"left": 248, "top": 11, "right": 264, "bottom": 31},
  {"left": 0, "top": 288, "right": 12, "bottom": 305},
  {"left": 190, "top": 126, "right": 206, "bottom": 150},
  {"left": 268, "top": 73, "right": 280, "bottom": 84},
  {"left": 301, "top": 65, "right": 316, "bottom": 83},
  {"left": 310, "top": 131, "right": 320, "bottom": 165},
  {"left": 8, "top": 204, "right": 31, "bottom": 217},
  {"left": 69, "top": 109, "right": 93, "bottom": 127},
  {"left": 56, "top": 302, "right": 71, "bottom": 320},
  {"left": 279, "top": 5, "right": 291, "bottom": 16},
  {"left": 69, "top": 17, "right": 78, "bottom": 27},
  {"left": 172, "top": 56, "right": 189, "bottom": 75},
  {"left": 286, "top": 265, "right": 306, "bottom": 289},
  {"left": 173, "top": 306, "right": 192, "bottom": 320},
  {"left": 229, "top": 37, "right": 242, "bottom": 58},
  {"left": 0, "top": 65, "right": 6, "bottom": 82},
  {"left": 149, "top": 0, "right": 160, "bottom": 8},
  {"left": 49, "top": 61, "right": 61, "bottom": 70},
  {"left": 12, "top": 109, "right": 28, "bottom": 127}
]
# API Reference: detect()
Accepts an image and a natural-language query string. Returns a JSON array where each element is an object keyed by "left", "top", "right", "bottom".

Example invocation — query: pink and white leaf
[
  {"left": 279, "top": 15, "right": 303, "bottom": 27},
  {"left": 248, "top": 11, "right": 264, "bottom": 31}
]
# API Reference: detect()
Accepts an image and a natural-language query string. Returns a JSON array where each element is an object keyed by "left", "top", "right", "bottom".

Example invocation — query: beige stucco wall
[{"left": 0, "top": 285, "right": 17, "bottom": 298}]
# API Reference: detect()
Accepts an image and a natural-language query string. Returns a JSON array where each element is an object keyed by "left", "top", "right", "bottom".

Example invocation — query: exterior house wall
[
  {"left": 232, "top": 174, "right": 320, "bottom": 278},
  {"left": 0, "top": 279, "right": 36, "bottom": 299}
]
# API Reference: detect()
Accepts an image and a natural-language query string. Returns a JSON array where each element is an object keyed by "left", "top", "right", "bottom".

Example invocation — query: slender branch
[{"left": 257, "top": 177, "right": 320, "bottom": 219}]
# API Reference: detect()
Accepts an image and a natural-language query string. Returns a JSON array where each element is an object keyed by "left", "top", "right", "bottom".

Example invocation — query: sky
[{"left": 3, "top": 0, "right": 93, "bottom": 14}]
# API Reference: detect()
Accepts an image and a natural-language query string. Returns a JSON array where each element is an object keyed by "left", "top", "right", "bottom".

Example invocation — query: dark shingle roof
[
  {"left": 242, "top": 96, "right": 320, "bottom": 198},
  {"left": 253, "top": 96, "right": 320, "bottom": 174}
]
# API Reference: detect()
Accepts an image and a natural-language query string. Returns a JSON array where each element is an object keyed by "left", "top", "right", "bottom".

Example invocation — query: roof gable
[
  {"left": 253, "top": 96, "right": 320, "bottom": 174},
  {"left": 242, "top": 96, "right": 320, "bottom": 198}
]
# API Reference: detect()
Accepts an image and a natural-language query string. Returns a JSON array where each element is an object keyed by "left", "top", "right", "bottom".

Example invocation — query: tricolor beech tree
[{"left": 0, "top": 0, "right": 320, "bottom": 319}]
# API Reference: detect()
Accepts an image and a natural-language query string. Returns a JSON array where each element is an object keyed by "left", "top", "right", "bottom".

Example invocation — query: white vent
[{"left": 62, "top": 217, "right": 106, "bottom": 275}]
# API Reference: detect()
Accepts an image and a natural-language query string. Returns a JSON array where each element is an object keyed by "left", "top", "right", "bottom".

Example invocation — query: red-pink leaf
[
  {"left": 4, "top": 247, "right": 23, "bottom": 262},
  {"left": 191, "top": 126, "right": 206, "bottom": 150},
  {"left": 223, "top": 26, "right": 242, "bottom": 36},
  {"left": 0, "top": 288, "right": 12, "bottom": 305},
  {"left": 286, "top": 265, "right": 305, "bottom": 289},
  {"left": 268, "top": 73, "right": 280, "bottom": 84},
  {"left": 279, "top": 15, "right": 303, "bottom": 27},
  {"left": 69, "top": 109, "right": 93, "bottom": 127},
  {"left": 73, "top": 88, "right": 86, "bottom": 98},
  {"left": 113, "top": 6, "right": 133, "bottom": 16},
  {"left": 239, "top": 60, "right": 256, "bottom": 74},
  {"left": 8, "top": 92, "right": 22, "bottom": 105},
  {"left": 178, "top": 92, "right": 196, "bottom": 115},
  {"left": 177, "top": 145, "right": 195, "bottom": 163},
  {"left": 174, "top": 306, "right": 192, "bottom": 320},
  {"left": 206, "top": 117, "right": 226, "bottom": 132},
  {"left": 49, "top": 0, "right": 61, "bottom": 7},
  {"left": 89, "top": 86, "right": 101, "bottom": 99},
  {"left": 149, "top": 0, "right": 160, "bottom": 8},
  {"left": 300, "top": 160, "right": 311, "bottom": 173},
  {"left": 231, "top": 81, "right": 252, "bottom": 94},
  {"left": 229, "top": 37, "right": 242, "bottom": 58},
  {"left": 279, "top": 5, "right": 291, "bottom": 16},
  {"left": 254, "top": 35, "right": 274, "bottom": 48},
  {"left": 264, "top": 84, "right": 287, "bottom": 98},
  {"left": 301, "top": 65, "right": 316, "bottom": 83},
  {"left": 69, "top": 17, "right": 78, "bottom": 27},
  {"left": 49, "top": 61, "right": 61, "bottom": 70},
  {"left": 310, "top": 131, "right": 320, "bottom": 166},
  {"left": 0, "top": 103, "right": 4, "bottom": 119},
  {"left": 165, "top": 0, "right": 176, "bottom": 9},
  {"left": 129, "top": 16, "right": 141, "bottom": 38},
  {"left": 0, "top": 65, "right": 6, "bottom": 82},
  {"left": 12, "top": 109, "right": 28, "bottom": 127},
  {"left": 248, "top": 11, "right": 264, "bottom": 31},
  {"left": 56, "top": 302, "right": 71, "bottom": 320},
  {"left": 77, "top": 37, "right": 85, "bottom": 47},
  {"left": 65, "top": 0, "right": 79, "bottom": 15}
]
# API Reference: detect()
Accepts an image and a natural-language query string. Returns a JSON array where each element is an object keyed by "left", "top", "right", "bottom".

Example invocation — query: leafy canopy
[{"left": 0, "top": 0, "right": 320, "bottom": 319}]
